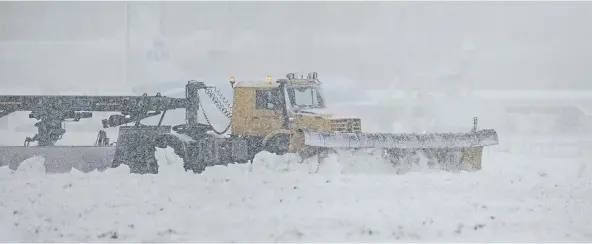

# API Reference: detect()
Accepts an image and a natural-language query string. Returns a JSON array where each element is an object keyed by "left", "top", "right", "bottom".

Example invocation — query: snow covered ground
[{"left": 1, "top": 146, "right": 591, "bottom": 242}]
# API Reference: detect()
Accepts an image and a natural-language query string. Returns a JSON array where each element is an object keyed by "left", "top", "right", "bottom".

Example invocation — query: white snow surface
[{"left": 1, "top": 147, "right": 591, "bottom": 242}]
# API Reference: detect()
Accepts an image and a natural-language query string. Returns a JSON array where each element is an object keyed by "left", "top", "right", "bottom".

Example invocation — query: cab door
[{"left": 251, "top": 88, "right": 285, "bottom": 136}]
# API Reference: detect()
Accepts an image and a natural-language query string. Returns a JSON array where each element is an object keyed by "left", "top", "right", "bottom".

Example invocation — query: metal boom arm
[
  {"left": 0, "top": 95, "right": 188, "bottom": 116},
  {"left": 0, "top": 81, "right": 207, "bottom": 146}
]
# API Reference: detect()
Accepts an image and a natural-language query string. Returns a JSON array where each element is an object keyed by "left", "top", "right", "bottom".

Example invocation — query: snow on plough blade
[
  {"left": 303, "top": 129, "right": 499, "bottom": 171},
  {"left": 303, "top": 129, "right": 499, "bottom": 149},
  {"left": 0, "top": 146, "right": 115, "bottom": 173}
]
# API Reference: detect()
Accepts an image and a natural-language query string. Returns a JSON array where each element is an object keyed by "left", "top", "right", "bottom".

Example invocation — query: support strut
[{"left": 25, "top": 119, "right": 66, "bottom": 146}]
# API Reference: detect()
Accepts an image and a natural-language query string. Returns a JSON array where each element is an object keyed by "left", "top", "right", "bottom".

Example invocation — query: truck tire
[{"left": 265, "top": 135, "right": 289, "bottom": 155}]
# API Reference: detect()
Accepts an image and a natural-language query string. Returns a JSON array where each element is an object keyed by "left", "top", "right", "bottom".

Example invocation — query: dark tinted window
[{"left": 255, "top": 89, "right": 279, "bottom": 110}]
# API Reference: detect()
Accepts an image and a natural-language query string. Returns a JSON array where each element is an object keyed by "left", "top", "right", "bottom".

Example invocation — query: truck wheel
[
  {"left": 265, "top": 135, "right": 289, "bottom": 155},
  {"left": 243, "top": 137, "right": 263, "bottom": 164}
]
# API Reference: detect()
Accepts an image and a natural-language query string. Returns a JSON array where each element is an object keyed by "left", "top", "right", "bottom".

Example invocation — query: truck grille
[{"left": 331, "top": 119, "right": 362, "bottom": 132}]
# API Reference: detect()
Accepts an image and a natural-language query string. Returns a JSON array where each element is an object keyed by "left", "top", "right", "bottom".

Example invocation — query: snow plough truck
[{"left": 0, "top": 72, "right": 499, "bottom": 174}]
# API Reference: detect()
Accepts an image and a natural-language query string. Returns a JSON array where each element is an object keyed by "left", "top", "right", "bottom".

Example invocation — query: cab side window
[{"left": 255, "top": 89, "right": 279, "bottom": 110}]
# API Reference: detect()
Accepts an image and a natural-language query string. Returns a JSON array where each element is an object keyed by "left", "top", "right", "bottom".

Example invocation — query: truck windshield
[{"left": 287, "top": 86, "right": 325, "bottom": 109}]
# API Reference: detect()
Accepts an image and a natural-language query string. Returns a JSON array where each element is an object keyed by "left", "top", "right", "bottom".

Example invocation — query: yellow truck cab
[{"left": 229, "top": 72, "right": 361, "bottom": 156}]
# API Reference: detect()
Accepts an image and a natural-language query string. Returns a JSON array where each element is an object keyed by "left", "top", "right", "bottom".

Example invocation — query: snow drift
[{"left": 0, "top": 147, "right": 591, "bottom": 242}]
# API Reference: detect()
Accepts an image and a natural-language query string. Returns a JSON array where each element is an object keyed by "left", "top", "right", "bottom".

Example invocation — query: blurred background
[{"left": 1, "top": 1, "right": 591, "bottom": 91}]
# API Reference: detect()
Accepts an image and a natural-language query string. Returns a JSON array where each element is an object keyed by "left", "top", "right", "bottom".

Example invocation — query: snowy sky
[{"left": 0, "top": 1, "right": 591, "bottom": 90}]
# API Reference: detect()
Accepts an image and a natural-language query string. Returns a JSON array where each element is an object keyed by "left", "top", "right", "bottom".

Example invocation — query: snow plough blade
[
  {"left": 303, "top": 129, "right": 499, "bottom": 172},
  {"left": 303, "top": 129, "right": 499, "bottom": 149},
  {"left": 0, "top": 146, "right": 115, "bottom": 173}
]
